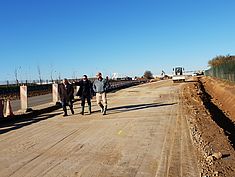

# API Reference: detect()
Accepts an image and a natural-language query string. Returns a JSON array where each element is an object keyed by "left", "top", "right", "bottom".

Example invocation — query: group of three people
[{"left": 58, "top": 72, "right": 110, "bottom": 117}]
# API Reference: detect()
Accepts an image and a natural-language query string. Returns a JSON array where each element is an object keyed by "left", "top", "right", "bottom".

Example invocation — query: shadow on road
[
  {"left": 0, "top": 113, "right": 61, "bottom": 135},
  {"left": 93, "top": 102, "right": 177, "bottom": 115}
]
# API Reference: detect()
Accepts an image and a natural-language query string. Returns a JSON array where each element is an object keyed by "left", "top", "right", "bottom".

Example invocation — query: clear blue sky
[{"left": 0, "top": 0, "right": 235, "bottom": 82}]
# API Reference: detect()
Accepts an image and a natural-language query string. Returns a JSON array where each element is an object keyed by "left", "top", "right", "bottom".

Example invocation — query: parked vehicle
[{"left": 172, "top": 67, "right": 185, "bottom": 83}]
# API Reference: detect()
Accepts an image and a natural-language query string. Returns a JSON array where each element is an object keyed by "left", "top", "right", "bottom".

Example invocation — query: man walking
[
  {"left": 59, "top": 78, "right": 74, "bottom": 116},
  {"left": 75, "top": 75, "right": 93, "bottom": 115},
  {"left": 93, "top": 72, "right": 110, "bottom": 115}
]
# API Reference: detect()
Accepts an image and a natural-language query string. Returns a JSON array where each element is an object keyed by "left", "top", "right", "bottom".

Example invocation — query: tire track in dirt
[
  {"left": 0, "top": 122, "right": 74, "bottom": 175},
  {"left": 154, "top": 90, "right": 179, "bottom": 177},
  {"left": 9, "top": 120, "right": 121, "bottom": 177},
  {"left": 155, "top": 87, "right": 199, "bottom": 177},
  {"left": 179, "top": 86, "right": 201, "bottom": 177},
  {"left": 8, "top": 128, "right": 81, "bottom": 176},
  {"left": 0, "top": 81, "right": 200, "bottom": 177}
]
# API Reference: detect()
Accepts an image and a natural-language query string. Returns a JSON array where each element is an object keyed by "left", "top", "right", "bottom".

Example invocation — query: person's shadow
[
  {"left": 93, "top": 102, "right": 177, "bottom": 115},
  {"left": 0, "top": 112, "right": 61, "bottom": 135}
]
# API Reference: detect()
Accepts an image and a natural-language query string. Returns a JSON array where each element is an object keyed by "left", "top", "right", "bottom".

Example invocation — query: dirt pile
[{"left": 182, "top": 77, "right": 235, "bottom": 177}]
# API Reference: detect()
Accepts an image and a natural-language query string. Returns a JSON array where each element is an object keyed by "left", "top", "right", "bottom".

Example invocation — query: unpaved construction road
[{"left": 0, "top": 79, "right": 234, "bottom": 177}]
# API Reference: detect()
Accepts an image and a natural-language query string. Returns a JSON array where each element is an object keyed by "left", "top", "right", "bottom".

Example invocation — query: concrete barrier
[
  {"left": 0, "top": 99, "right": 4, "bottom": 118},
  {"left": 52, "top": 84, "right": 59, "bottom": 104},
  {"left": 20, "top": 85, "right": 28, "bottom": 111}
]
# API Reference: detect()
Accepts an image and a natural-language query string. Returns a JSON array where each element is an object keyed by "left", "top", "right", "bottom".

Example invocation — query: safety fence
[{"left": 205, "top": 60, "right": 235, "bottom": 82}]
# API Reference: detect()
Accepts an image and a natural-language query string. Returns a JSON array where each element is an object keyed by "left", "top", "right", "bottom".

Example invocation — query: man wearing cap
[{"left": 93, "top": 72, "right": 110, "bottom": 115}]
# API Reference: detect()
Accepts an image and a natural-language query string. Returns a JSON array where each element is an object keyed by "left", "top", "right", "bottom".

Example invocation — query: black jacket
[{"left": 75, "top": 80, "right": 93, "bottom": 97}]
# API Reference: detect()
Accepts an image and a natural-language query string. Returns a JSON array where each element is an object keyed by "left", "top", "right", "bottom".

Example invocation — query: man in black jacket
[
  {"left": 75, "top": 75, "right": 93, "bottom": 115},
  {"left": 58, "top": 78, "right": 74, "bottom": 116}
]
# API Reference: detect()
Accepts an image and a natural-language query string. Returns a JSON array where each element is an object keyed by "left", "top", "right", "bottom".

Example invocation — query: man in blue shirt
[{"left": 93, "top": 72, "right": 110, "bottom": 115}]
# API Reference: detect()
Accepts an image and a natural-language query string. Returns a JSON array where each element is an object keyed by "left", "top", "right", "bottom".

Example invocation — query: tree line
[{"left": 208, "top": 55, "right": 235, "bottom": 67}]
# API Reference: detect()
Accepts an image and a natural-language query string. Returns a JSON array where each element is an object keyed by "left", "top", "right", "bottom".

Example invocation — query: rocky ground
[{"left": 182, "top": 76, "right": 235, "bottom": 177}]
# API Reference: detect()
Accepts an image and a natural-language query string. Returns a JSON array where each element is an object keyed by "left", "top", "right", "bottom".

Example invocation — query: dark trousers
[
  {"left": 61, "top": 98, "right": 74, "bottom": 115},
  {"left": 81, "top": 96, "right": 91, "bottom": 107}
]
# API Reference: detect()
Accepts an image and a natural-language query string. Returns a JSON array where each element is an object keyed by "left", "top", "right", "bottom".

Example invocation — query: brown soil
[
  {"left": 200, "top": 76, "right": 235, "bottom": 120},
  {"left": 0, "top": 81, "right": 200, "bottom": 177},
  {"left": 182, "top": 76, "right": 235, "bottom": 177},
  {"left": 0, "top": 78, "right": 234, "bottom": 176}
]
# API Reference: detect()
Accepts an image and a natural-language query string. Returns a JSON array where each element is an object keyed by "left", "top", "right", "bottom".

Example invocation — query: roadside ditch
[
  {"left": 182, "top": 77, "right": 235, "bottom": 177},
  {"left": 198, "top": 79, "right": 235, "bottom": 149}
]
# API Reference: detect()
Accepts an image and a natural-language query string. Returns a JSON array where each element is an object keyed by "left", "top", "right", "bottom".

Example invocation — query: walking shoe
[
  {"left": 99, "top": 103, "right": 104, "bottom": 113},
  {"left": 103, "top": 106, "right": 107, "bottom": 115},
  {"left": 71, "top": 110, "right": 74, "bottom": 115},
  {"left": 88, "top": 105, "right": 91, "bottom": 115},
  {"left": 88, "top": 111, "right": 91, "bottom": 115},
  {"left": 80, "top": 106, "right": 84, "bottom": 115},
  {"left": 63, "top": 114, "right": 68, "bottom": 117}
]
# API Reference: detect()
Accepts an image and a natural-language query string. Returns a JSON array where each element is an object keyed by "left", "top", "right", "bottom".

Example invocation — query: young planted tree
[
  {"left": 50, "top": 65, "right": 53, "bottom": 83},
  {"left": 37, "top": 65, "right": 42, "bottom": 84},
  {"left": 14, "top": 66, "right": 21, "bottom": 85}
]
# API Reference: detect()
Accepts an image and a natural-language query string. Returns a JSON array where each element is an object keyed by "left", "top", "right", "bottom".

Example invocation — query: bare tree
[
  {"left": 58, "top": 72, "right": 61, "bottom": 82},
  {"left": 14, "top": 68, "right": 18, "bottom": 85},
  {"left": 14, "top": 66, "right": 21, "bottom": 85},
  {"left": 72, "top": 71, "right": 76, "bottom": 80},
  {"left": 37, "top": 65, "right": 42, "bottom": 84},
  {"left": 50, "top": 64, "right": 54, "bottom": 83}
]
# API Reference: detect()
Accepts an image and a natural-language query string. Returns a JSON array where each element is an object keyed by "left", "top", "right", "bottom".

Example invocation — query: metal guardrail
[
  {"left": 107, "top": 80, "right": 143, "bottom": 91},
  {"left": 0, "top": 85, "right": 52, "bottom": 95},
  {"left": 0, "top": 80, "right": 146, "bottom": 98}
]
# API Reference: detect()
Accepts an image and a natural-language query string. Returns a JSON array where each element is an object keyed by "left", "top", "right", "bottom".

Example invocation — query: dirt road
[{"left": 0, "top": 80, "right": 200, "bottom": 177}]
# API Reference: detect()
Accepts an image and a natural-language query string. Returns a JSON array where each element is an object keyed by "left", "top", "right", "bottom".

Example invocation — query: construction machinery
[{"left": 172, "top": 67, "right": 185, "bottom": 83}]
